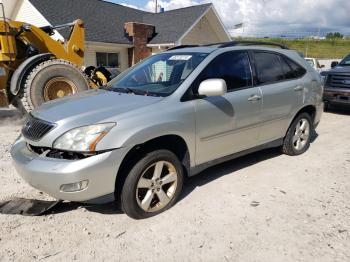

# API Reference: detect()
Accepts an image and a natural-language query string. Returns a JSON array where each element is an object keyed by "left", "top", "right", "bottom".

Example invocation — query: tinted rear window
[
  {"left": 254, "top": 52, "right": 284, "bottom": 84},
  {"left": 284, "top": 57, "right": 306, "bottom": 78}
]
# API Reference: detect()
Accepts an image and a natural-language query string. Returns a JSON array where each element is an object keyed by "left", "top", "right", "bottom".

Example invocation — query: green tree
[{"left": 326, "top": 32, "right": 344, "bottom": 39}]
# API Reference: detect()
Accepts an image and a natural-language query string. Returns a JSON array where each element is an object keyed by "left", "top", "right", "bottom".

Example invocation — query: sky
[{"left": 107, "top": 0, "right": 350, "bottom": 38}]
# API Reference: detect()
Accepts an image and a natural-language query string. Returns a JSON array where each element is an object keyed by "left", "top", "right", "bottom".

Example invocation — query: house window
[{"left": 96, "top": 52, "right": 119, "bottom": 68}]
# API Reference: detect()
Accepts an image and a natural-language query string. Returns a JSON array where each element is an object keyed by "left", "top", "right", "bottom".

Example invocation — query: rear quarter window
[{"left": 283, "top": 56, "right": 307, "bottom": 78}]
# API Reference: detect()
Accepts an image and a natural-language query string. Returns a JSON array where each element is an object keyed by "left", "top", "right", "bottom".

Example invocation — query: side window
[
  {"left": 285, "top": 57, "right": 307, "bottom": 78},
  {"left": 279, "top": 56, "right": 297, "bottom": 80},
  {"left": 194, "top": 51, "right": 252, "bottom": 92},
  {"left": 254, "top": 52, "right": 284, "bottom": 84}
]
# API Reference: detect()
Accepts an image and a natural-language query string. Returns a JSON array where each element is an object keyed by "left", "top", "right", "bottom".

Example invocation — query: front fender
[
  {"left": 97, "top": 121, "right": 196, "bottom": 166},
  {"left": 10, "top": 53, "right": 55, "bottom": 96}
]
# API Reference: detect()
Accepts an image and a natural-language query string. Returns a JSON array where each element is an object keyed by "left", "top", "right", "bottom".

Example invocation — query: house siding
[
  {"left": 11, "top": 0, "right": 63, "bottom": 40},
  {"left": 13, "top": 0, "right": 47, "bottom": 26},
  {"left": 181, "top": 15, "right": 221, "bottom": 45},
  {"left": 85, "top": 42, "right": 129, "bottom": 72}
]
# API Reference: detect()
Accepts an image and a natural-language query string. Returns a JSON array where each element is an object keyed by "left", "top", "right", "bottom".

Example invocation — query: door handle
[
  {"left": 294, "top": 85, "right": 304, "bottom": 91},
  {"left": 248, "top": 94, "right": 261, "bottom": 102}
]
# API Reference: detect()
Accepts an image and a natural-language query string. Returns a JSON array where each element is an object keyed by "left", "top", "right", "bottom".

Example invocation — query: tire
[
  {"left": 282, "top": 112, "right": 313, "bottom": 156},
  {"left": 121, "top": 150, "right": 184, "bottom": 219},
  {"left": 18, "top": 59, "right": 89, "bottom": 112},
  {"left": 324, "top": 102, "right": 330, "bottom": 112}
]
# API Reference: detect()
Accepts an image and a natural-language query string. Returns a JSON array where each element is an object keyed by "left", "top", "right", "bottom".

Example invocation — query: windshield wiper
[
  {"left": 110, "top": 87, "right": 148, "bottom": 96},
  {"left": 107, "top": 87, "right": 136, "bottom": 94},
  {"left": 124, "top": 87, "right": 149, "bottom": 95},
  {"left": 124, "top": 87, "right": 136, "bottom": 93},
  {"left": 109, "top": 86, "right": 163, "bottom": 97}
]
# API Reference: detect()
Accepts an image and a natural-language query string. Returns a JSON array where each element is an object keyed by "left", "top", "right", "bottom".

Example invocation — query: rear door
[
  {"left": 252, "top": 51, "right": 306, "bottom": 144},
  {"left": 193, "top": 51, "right": 263, "bottom": 165}
]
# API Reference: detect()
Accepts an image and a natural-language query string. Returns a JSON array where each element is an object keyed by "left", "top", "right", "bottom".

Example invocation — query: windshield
[
  {"left": 339, "top": 54, "right": 350, "bottom": 66},
  {"left": 306, "top": 59, "right": 314, "bottom": 67},
  {"left": 107, "top": 52, "right": 208, "bottom": 96}
]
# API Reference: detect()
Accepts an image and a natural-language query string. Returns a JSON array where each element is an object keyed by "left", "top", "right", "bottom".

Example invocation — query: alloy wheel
[
  {"left": 292, "top": 118, "right": 310, "bottom": 151},
  {"left": 136, "top": 161, "right": 178, "bottom": 213}
]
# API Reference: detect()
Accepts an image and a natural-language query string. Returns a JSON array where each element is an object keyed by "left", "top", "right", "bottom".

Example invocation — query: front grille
[
  {"left": 326, "top": 74, "right": 350, "bottom": 88},
  {"left": 22, "top": 114, "right": 56, "bottom": 141}
]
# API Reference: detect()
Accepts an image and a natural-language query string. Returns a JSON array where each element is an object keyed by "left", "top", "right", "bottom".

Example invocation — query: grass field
[{"left": 233, "top": 38, "right": 350, "bottom": 59}]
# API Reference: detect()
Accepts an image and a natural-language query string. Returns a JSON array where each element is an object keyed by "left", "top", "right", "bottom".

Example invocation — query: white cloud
[
  {"left": 143, "top": 0, "right": 350, "bottom": 37},
  {"left": 120, "top": 2, "right": 139, "bottom": 9},
  {"left": 144, "top": 0, "right": 200, "bottom": 12}
]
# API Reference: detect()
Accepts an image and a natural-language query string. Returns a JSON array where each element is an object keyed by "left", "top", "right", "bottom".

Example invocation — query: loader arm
[{"left": 8, "top": 19, "right": 85, "bottom": 67}]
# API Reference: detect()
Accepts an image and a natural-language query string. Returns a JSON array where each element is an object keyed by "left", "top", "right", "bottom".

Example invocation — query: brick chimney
[{"left": 125, "top": 22, "right": 155, "bottom": 66}]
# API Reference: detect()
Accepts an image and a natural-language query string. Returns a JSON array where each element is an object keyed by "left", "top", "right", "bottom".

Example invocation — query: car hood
[
  {"left": 321, "top": 66, "right": 350, "bottom": 75},
  {"left": 31, "top": 89, "right": 164, "bottom": 124}
]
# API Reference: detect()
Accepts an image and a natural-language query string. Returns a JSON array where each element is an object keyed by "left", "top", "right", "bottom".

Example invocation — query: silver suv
[{"left": 11, "top": 42, "right": 323, "bottom": 219}]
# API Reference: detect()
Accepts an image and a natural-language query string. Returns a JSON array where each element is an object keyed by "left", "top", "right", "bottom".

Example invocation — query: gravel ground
[{"left": 0, "top": 107, "right": 350, "bottom": 262}]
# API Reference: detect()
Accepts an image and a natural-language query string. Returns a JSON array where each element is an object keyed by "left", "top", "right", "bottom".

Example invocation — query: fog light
[{"left": 60, "top": 180, "right": 88, "bottom": 192}]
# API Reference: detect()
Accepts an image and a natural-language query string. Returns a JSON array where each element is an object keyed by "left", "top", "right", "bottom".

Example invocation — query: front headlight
[{"left": 53, "top": 123, "right": 115, "bottom": 152}]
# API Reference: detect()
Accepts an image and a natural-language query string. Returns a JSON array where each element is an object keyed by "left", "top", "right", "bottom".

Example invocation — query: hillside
[{"left": 233, "top": 38, "right": 350, "bottom": 59}]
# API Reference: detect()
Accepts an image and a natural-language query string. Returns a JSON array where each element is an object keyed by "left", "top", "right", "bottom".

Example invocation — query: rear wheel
[
  {"left": 282, "top": 113, "right": 313, "bottom": 156},
  {"left": 121, "top": 150, "right": 183, "bottom": 219},
  {"left": 18, "top": 59, "right": 89, "bottom": 112}
]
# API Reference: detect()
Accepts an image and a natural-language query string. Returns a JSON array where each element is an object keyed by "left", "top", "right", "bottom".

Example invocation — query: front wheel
[
  {"left": 282, "top": 113, "right": 313, "bottom": 156},
  {"left": 121, "top": 150, "right": 184, "bottom": 219}
]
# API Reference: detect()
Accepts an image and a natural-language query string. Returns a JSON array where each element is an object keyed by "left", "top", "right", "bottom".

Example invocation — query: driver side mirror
[
  {"left": 198, "top": 79, "right": 227, "bottom": 97},
  {"left": 331, "top": 61, "right": 339, "bottom": 68}
]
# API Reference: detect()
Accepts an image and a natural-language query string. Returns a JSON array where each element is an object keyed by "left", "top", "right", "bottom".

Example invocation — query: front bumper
[
  {"left": 11, "top": 137, "right": 128, "bottom": 203},
  {"left": 323, "top": 87, "right": 350, "bottom": 106}
]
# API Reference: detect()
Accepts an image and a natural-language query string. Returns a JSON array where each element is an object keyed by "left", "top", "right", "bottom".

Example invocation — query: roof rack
[
  {"left": 218, "top": 41, "right": 289, "bottom": 49},
  {"left": 168, "top": 41, "right": 289, "bottom": 51},
  {"left": 167, "top": 45, "right": 199, "bottom": 50}
]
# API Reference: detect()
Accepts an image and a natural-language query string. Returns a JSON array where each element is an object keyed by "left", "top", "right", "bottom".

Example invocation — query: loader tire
[{"left": 18, "top": 59, "right": 89, "bottom": 112}]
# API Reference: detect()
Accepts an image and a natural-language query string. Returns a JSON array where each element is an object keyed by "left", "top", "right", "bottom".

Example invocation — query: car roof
[
  {"left": 166, "top": 41, "right": 289, "bottom": 52},
  {"left": 162, "top": 44, "right": 308, "bottom": 70},
  {"left": 164, "top": 45, "right": 297, "bottom": 56}
]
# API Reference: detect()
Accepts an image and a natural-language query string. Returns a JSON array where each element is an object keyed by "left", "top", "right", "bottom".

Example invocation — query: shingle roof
[
  {"left": 142, "top": 4, "right": 212, "bottom": 44},
  {"left": 29, "top": 0, "right": 212, "bottom": 45}
]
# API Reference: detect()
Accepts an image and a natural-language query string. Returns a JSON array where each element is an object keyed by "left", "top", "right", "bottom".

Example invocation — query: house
[{"left": 2, "top": 0, "right": 230, "bottom": 72}]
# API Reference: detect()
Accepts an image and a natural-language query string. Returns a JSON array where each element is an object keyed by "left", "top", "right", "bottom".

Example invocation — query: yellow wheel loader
[{"left": 0, "top": 4, "right": 110, "bottom": 112}]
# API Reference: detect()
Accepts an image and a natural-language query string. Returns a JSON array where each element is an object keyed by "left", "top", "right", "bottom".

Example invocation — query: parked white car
[{"left": 305, "top": 57, "right": 325, "bottom": 73}]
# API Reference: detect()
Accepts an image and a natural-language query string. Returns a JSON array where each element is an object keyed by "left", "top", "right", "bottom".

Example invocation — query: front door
[{"left": 192, "top": 51, "right": 263, "bottom": 165}]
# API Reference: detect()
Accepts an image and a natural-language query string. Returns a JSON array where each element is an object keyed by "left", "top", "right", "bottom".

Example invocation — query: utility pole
[{"left": 154, "top": 0, "right": 157, "bottom": 13}]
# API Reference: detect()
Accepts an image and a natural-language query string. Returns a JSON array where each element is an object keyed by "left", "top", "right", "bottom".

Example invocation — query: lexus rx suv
[{"left": 11, "top": 42, "right": 323, "bottom": 219}]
